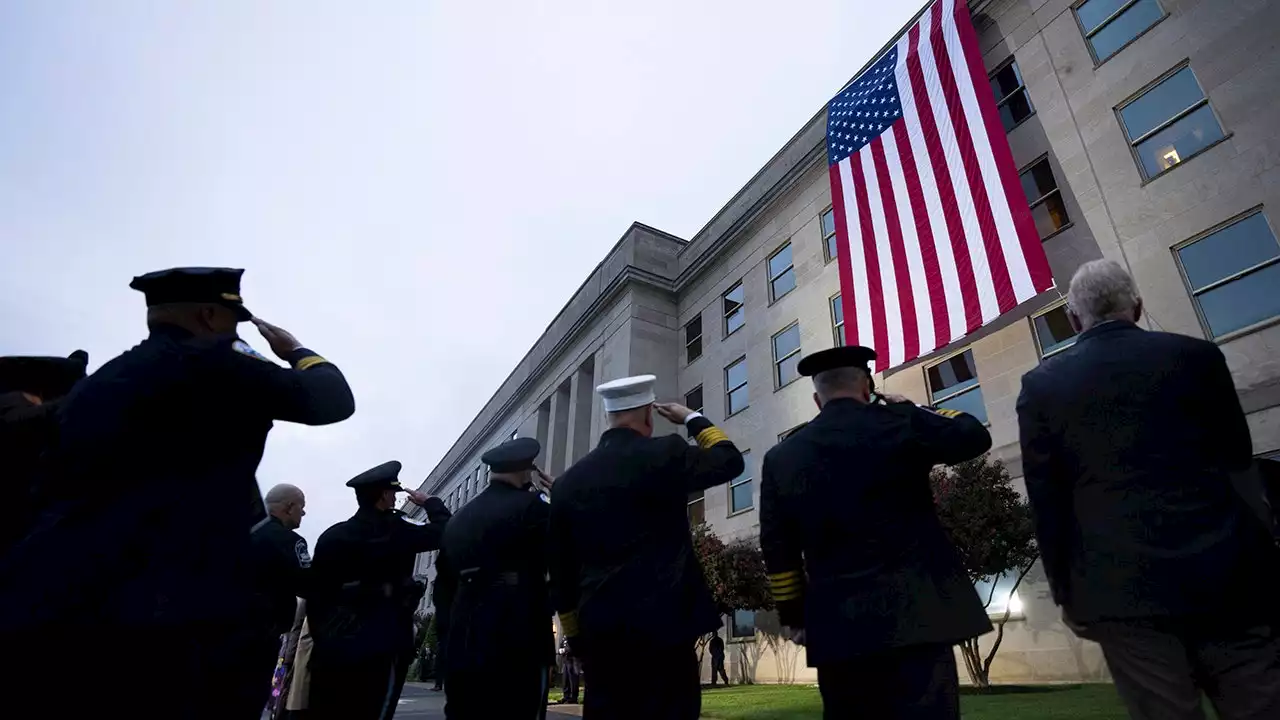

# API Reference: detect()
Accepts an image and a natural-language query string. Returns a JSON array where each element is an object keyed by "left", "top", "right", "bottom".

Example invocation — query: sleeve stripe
[
  {"left": 694, "top": 426, "right": 730, "bottom": 449},
  {"left": 558, "top": 611, "right": 579, "bottom": 637},
  {"left": 772, "top": 589, "right": 803, "bottom": 602},
  {"left": 769, "top": 578, "right": 802, "bottom": 592},
  {"left": 295, "top": 356, "right": 329, "bottom": 371},
  {"left": 768, "top": 571, "right": 802, "bottom": 583}
]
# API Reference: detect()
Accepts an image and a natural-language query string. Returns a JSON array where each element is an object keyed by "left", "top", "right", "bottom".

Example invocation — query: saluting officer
[
  {"left": 441, "top": 437, "right": 556, "bottom": 720},
  {"left": 759, "top": 346, "right": 993, "bottom": 719},
  {"left": 0, "top": 267, "right": 355, "bottom": 715},
  {"left": 307, "top": 461, "right": 451, "bottom": 720},
  {"left": 549, "top": 374, "right": 744, "bottom": 720}
]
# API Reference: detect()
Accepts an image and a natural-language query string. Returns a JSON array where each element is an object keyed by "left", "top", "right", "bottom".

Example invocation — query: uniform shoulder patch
[
  {"left": 294, "top": 538, "right": 312, "bottom": 568},
  {"left": 232, "top": 340, "right": 272, "bottom": 363},
  {"left": 400, "top": 514, "right": 426, "bottom": 526}
]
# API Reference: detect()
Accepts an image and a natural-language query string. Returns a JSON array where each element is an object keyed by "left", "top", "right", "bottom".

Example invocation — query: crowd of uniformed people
[{"left": 2, "top": 261, "right": 1279, "bottom": 720}]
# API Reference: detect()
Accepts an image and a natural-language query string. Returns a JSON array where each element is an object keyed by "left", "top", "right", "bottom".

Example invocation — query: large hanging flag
[{"left": 828, "top": 0, "right": 1053, "bottom": 372}]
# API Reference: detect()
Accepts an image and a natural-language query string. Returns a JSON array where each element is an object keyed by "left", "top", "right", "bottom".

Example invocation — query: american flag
[{"left": 828, "top": 0, "right": 1053, "bottom": 372}]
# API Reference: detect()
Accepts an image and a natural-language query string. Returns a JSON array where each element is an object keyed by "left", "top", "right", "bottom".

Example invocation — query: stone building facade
[{"left": 409, "top": 0, "right": 1280, "bottom": 684}]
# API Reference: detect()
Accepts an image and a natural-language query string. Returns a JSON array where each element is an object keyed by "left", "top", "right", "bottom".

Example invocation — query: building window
[
  {"left": 772, "top": 323, "right": 803, "bottom": 388},
  {"left": 729, "top": 449, "right": 753, "bottom": 514},
  {"left": 687, "top": 490, "right": 706, "bottom": 526},
  {"left": 730, "top": 609, "right": 756, "bottom": 640},
  {"left": 768, "top": 242, "right": 797, "bottom": 302},
  {"left": 990, "top": 58, "right": 1034, "bottom": 132},
  {"left": 723, "top": 282, "right": 745, "bottom": 336},
  {"left": 685, "top": 385, "right": 704, "bottom": 414},
  {"left": 1032, "top": 304, "right": 1080, "bottom": 359},
  {"left": 684, "top": 314, "right": 703, "bottom": 363},
  {"left": 1118, "top": 65, "right": 1225, "bottom": 181},
  {"left": 975, "top": 574, "right": 1025, "bottom": 618},
  {"left": 1075, "top": 0, "right": 1166, "bottom": 63},
  {"left": 1020, "top": 157, "right": 1069, "bottom": 239},
  {"left": 831, "top": 294, "right": 846, "bottom": 346},
  {"left": 725, "top": 357, "right": 749, "bottom": 416},
  {"left": 926, "top": 349, "right": 987, "bottom": 424},
  {"left": 1176, "top": 209, "right": 1280, "bottom": 339},
  {"left": 821, "top": 208, "right": 838, "bottom": 262}
]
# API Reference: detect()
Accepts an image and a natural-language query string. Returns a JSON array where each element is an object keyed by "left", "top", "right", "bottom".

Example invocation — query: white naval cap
[{"left": 596, "top": 374, "right": 657, "bottom": 413}]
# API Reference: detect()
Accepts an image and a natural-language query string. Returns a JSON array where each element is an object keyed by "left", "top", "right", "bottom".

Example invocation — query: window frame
[
  {"left": 722, "top": 281, "right": 746, "bottom": 337},
  {"left": 1018, "top": 154, "right": 1072, "bottom": 240},
  {"left": 1172, "top": 206, "right": 1280, "bottom": 341},
  {"left": 767, "top": 241, "right": 797, "bottom": 303},
  {"left": 684, "top": 313, "right": 704, "bottom": 364},
  {"left": 923, "top": 347, "right": 987, "bottom": 424},
  {"left": 989, "top": 56, "right": 1035, "bottom": 133},
  {"left": 1115, "top": 62, "right": 1229, "bottom": 183},
  {"left": 687, "top": 490, "right": 706, "bottom": 526},
  {"left": 1030, "top": 300, "right": 1080, "bottom": 360},
  {"left": 820, "top": 206, "right": 838, "bottom": 264},
  {"left": 728, "top": 449, "right": 754, "bottom": 516},
  {"left": 831, "top": 292, "right": 846, "bottom": 347},
  {"left": 771, "top": 321, "right": 803, "bottom": 390},
  {"left": 1072, "top": 0, "right": 1169, "bottom": 66},
  {"left": 724, "top": 356, "right": 749, "bottom": 417},
  {"left": 684, "top": 385, "right": 705, "bottom": 414},
  {"left": 728, "top": 608, "right": 757, "bottom": 641}
]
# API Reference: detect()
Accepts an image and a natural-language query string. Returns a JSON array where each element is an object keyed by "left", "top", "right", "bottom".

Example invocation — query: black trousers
[
  {"left": 710, "top": 655, "right": 729, "bottom": 685},
  {"left": 1083, "top": 618, "right": 1280, "bottom": 720},
  {"left": 308, "top": 656, "right": 404, "bottom": 720},
  {"left": 817, "top": 643, "right": 960, "bottom": 720},
  {"left": 445, "top": 664, "right": 548, "bottom": 719},
  {"left": 582, "top": 642, "right": 700, "bottom": 720},
  {"left": 562, "top": 658, "right": 581, "bottom": 701}
]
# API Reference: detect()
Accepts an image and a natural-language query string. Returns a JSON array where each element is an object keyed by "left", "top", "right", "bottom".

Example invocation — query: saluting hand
[
  {"left": 654, "top": 402, "right": 695, "bottom": 425},
  {"left": 252, "top": 318, "right": 303, "bottom": 359},
  {"left": 532, "top": 467, "right": 555, "bottom": 496},
  {"left": 405, "top": 489, "right": 431, "bottom": 506}
]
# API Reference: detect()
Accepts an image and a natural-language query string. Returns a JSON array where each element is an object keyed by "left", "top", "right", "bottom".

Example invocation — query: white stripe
[
  {"left": 838, "top": 159, "right": 874, "bottom": 349},
  {"left": 881, "top": 127, "right": 935, "bottom": 357},
  {"left": 896, "top": 32, "right": 967, "bottom": 343},
  {"left": 939, "top": 0, "right": 1034, "bottom": 306},
  {"left": 915, "top": 3, "right": 1000, "bottom": 326},
  {"left": 859, "top": 147, "right": 905, "bottom": 368}
]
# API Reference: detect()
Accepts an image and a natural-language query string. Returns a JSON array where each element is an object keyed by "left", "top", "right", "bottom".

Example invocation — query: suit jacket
[
  {"left": 1017, "top": 321, "right": 1277, "bottom": 625},
  {"left": 549, "top": 415, "right": 744, "bottom": 651},
  {"left": 760, "top": 397, "right": 993, "bottom": 665}
]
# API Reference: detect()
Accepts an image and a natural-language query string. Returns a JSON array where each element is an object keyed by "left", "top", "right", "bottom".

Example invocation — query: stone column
[
  {"left": 547, "top": 382, "right": 572, "bottom": 475},
  {"left": 566, "top": 361, "right": 596, "bottom": 464}
]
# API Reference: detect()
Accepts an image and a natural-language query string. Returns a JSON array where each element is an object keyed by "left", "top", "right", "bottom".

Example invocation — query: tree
[
  {"left": 930, "top": 454, "right": 1038, "bottom": 689},
  {"left": 690, "top": 524, "right": 774, "bottom": 682}
]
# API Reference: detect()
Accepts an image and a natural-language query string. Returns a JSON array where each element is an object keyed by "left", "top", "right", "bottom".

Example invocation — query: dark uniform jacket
[
  {"left": 250, "top": 515, "right": 314, "bottom": 636},
  {"left": 440, "top": 481, "right": 553, "bottom": 670},
  {"left": 0, "top": 394, "right": 60, "bottom": 552},
  {"left": 549, "top": 415, "right": 744, "bottom": 651},
  {"left": 760, "top": 397, "right": 993, "bottom": 666},
  {"left": 1017, "top": 320, "right": 1277, "bottom": 626},
  {"left": 0, "top": 324, "right": 354, "bottom": 633},
  {"left": 308, "top": 504, "right": 450, "bottom": 665}
]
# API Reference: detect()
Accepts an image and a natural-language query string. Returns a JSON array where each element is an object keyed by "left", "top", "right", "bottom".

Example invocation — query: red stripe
[
  {"left": 870, "top": 135, "right": 919, "bottom": 363},
  {"left": 891, "top": 120, "right": 949, "bottom": 350},
  {"left": 905, "top": 21, "right": 981, "bottom": 331},
  {"left": 929, "top": 0, "right": 1015, "bottom": 317},
  {"left": 951, "top": 0, "right": 1054, "bottom": 294},
  {"left": 850, "top": 155, "right": 889, "bottom": 372},
  {"left": 829, "top": 163, "right": 858, "bottom": 347}
]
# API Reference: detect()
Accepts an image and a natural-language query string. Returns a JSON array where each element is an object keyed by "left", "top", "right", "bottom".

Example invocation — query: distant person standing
[
  {"left": 708, "top": 631, "right": 729, "bottom": 687},
  {"left": 549, "top": 375, "right": 744, "bottom": 720},
  {"left": 0, "top": 267, "right": 355, "bottom": 714},
  {"left": 1017, "top": 260, "right": 1280, "bottom": 720},
  {"left": 558, "top": 634, "right": 582, "bottom": 704}
]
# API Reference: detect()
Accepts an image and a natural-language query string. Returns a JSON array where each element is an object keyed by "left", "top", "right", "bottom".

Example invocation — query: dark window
[
  {"left": 990, "top": 59, "right": 1033, "bottom": 132},
  {"left": 684, "top": 386, "right": 704, "bottom": 414},
  {"left": 821, "top": 208, "right": 838, "bottom": 262},
  {"left": 1032, "top": 305, "right": 1080, "bottom": 358},
  {"left": 1020, "top": 158, "right": 1069, "bottom": 238},
  {"left": 729, "top": 450, "right": 753, "bottom": 514},
  {"left": 730, "top": 609, "right": 756, "bottom": 639},
  {"left": 772, "top": 323, "right": 803, "bottom": 388},
  {"left": 1118, "top": 66, "right": 1225, "bottom": 180},
  {"left": 768, "top": 243, "right": 796, "bottom": 301},
  {"left": 831, "top": 294, "right": 846, "bottom": 346},
  {"left": 1075, "top": 0, "right": 1166, "bottom": 63},
  {"left": 723, "top": 282, "right": 745, "bottom": 335},
  {"left": 1176, "top": 210, "right": 1280, "bottom": 338},
  {"left": 685, "top": 314, "right": 703, "bottom": 363},
  {"left": 725, "top": 358, "right": 749, "bottom": 416},
  {"left": 926, "top": 350, "right": 987, "bottom": 424},
  {"left": 687, "top": 490, "right": 706, "bottom": 526}
]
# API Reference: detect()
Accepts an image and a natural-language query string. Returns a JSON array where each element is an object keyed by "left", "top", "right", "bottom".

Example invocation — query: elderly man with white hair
[{"left": 1017, "top": 259, "right": 1280, "bottom": 720}]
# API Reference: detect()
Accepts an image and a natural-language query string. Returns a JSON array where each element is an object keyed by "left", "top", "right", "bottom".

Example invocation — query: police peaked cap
[
  {"left": 481, "top": 437, "right": 541, "bottom": 473},
  {"left": 796, "top": 345, "right": 877, "bottom": 377},
  {"left": 0, "top": 350, "right": 89, "bottom": 398},
  {"left": 130, "top": 267, "right": 253, "bottom": 321},
  {"left": 347, "top": 460, "right": 407, "bottom": 491}
]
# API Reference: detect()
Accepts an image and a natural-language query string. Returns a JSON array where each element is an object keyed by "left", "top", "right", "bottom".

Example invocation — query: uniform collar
[
  {"left": 1078, "top": 319, "right": 1140, "bottom": 342},
  {"left": 600, "top": 426, "right": 642, "bottom": 445},
  {"left": 148, "top": 323, "right": 195, "bottom": 341}
]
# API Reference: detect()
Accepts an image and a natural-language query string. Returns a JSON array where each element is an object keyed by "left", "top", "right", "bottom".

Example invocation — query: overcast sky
[{"left": 0, "top": 0, "right": 924, "bottom": 543}]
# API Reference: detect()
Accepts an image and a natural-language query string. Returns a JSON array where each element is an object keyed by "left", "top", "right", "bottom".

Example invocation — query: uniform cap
[
  {"left": 796, "top": 346, "right": 877, "bottom": 377},
  {"left": 129, "top": 267, "right": 252, "bottom": 321},
  {"left": 481, "top": 437, "right": 541, "bottom": 473},
  {"left": 596, "top": 374, "right": 657, "bottom": 413},
  {"left": 0, "top": 350, "right": 89, "bottom": 398},
  {"left": 346, "top": 460, "right": 405, "bottom": 491}
]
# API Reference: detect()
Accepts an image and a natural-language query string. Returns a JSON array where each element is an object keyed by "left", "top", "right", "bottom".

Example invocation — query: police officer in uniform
[
  {"left": 307, "top": 461, "right": 451, "bottom": 720},
  {"left": 549, "top": 374, "right": 744, "bottom": 720},
  {"left": 759, "top": 346, "right": 993, "bottom": 719},
  {"left": 441, "top": 436, "right": 555, "bottom": 719}
]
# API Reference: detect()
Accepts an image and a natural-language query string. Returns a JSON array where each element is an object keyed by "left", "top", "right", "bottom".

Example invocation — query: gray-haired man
[{"left": 1017, "top": 259, "right": 1280, "bottom": 720}]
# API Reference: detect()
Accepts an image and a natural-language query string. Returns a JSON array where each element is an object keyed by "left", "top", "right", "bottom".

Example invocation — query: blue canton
[{"left": 827, "top": 47, "right": 904, "bottom": 166}]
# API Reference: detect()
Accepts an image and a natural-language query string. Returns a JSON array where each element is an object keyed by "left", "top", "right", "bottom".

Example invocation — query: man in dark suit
[
  {"left": 760, "top": 345, "right": 993, "bottom": 719},
  {"left": 1017, "top": 259, "right": 1280, "bottom": 720},
  {"left": 549, "top": 374, "right": 744, "bottom": 720}
]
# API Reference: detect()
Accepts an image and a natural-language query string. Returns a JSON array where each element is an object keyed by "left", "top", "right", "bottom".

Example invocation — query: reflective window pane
[
  {"left": 937, "top": 386, "right": 988, "bottom": 424},
  {"left": 1031, "top": 193, "right": 1070, "bottom": 237},
  {"left": 1088, "top": 0, "right": 1164, "bottom": 61},
  {"left": 1120, "top": 67, "right": 1204, "bottom": 140},
  {"left": 1196, "top": 262, "right": 1280, "bottom": 338},
  {"left": 1180, "top": 214, "right": 1280, "bottom": 290},
  {"left": 821, "top": 209, "right": 837, "bottom": 238},
  {"left": 726, "top": 308, "right": 745, "bottom": 334},
  {"left": 831, "top": 295, "right": 844, "bottom": 325},
  {"left": 723, "top": 283, "right": 744, "bottom": 313},
  {"left": 773, "top": 324, "right": 801, "bottom": 359},
  {"left": 991, "top": 61, "right": 1033, "bottom": 132},
  {"left": 724, "top": 283, "right": 745, "bottom": 334},
  {"left": 1134, "top": 104, "right": 1224, "bottom": 179},
  {"left": 728, "top": 386, "right": 749, "bottom": 415},
  {"left": 768, "top": 244, "right": 793, "bottom": 278},
  {"left": 685, "top": 386, "right": 704, "bottom": 414},
  {"left": 1076, "top": 0, "right": 1132, "bottom": 34},
  {"left": 1033, "top": 306, "right": 1079, "bottom": 357},
  {"left": 1019, "top": 159, "right": 1058, "bottom": 203},
  {"left": 771, "top": 268, "right": 796, "bottom": 299},
  {"left": 731, "top": 609, "right": 756, "bottom": 638},
  {"left": 826, "top": 234, "right": 839, "bottom": 261},
  {"left": 731, "top": 481, "right": 753, "bottom": 513},
  {"left": 777, "top": 354, "right": 800, "bottom": 387},
  {"left": 836, "top": 324, "right": 846, "bottom": 345},
  {"left": 927, "top": 350, "right": 979, "bottom": 398},
  {"left": 726, "top": 358, "right": 748, "bottom": 390},
  {"left": 687, "top": 493, "right": 705, "bottom": 526},
  {"left": 989, "top": 62, "right": 1024, "bottom": 103}
]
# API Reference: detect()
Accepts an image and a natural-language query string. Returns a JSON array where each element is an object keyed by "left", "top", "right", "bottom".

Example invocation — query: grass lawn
[{"left": 696, "top": 683, "right": 1132, "bottom": 719}]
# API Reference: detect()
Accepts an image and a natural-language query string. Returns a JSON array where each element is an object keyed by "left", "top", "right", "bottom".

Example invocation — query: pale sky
[{"left": 0, "top": 0, "right": 924, "bottom": 544}]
